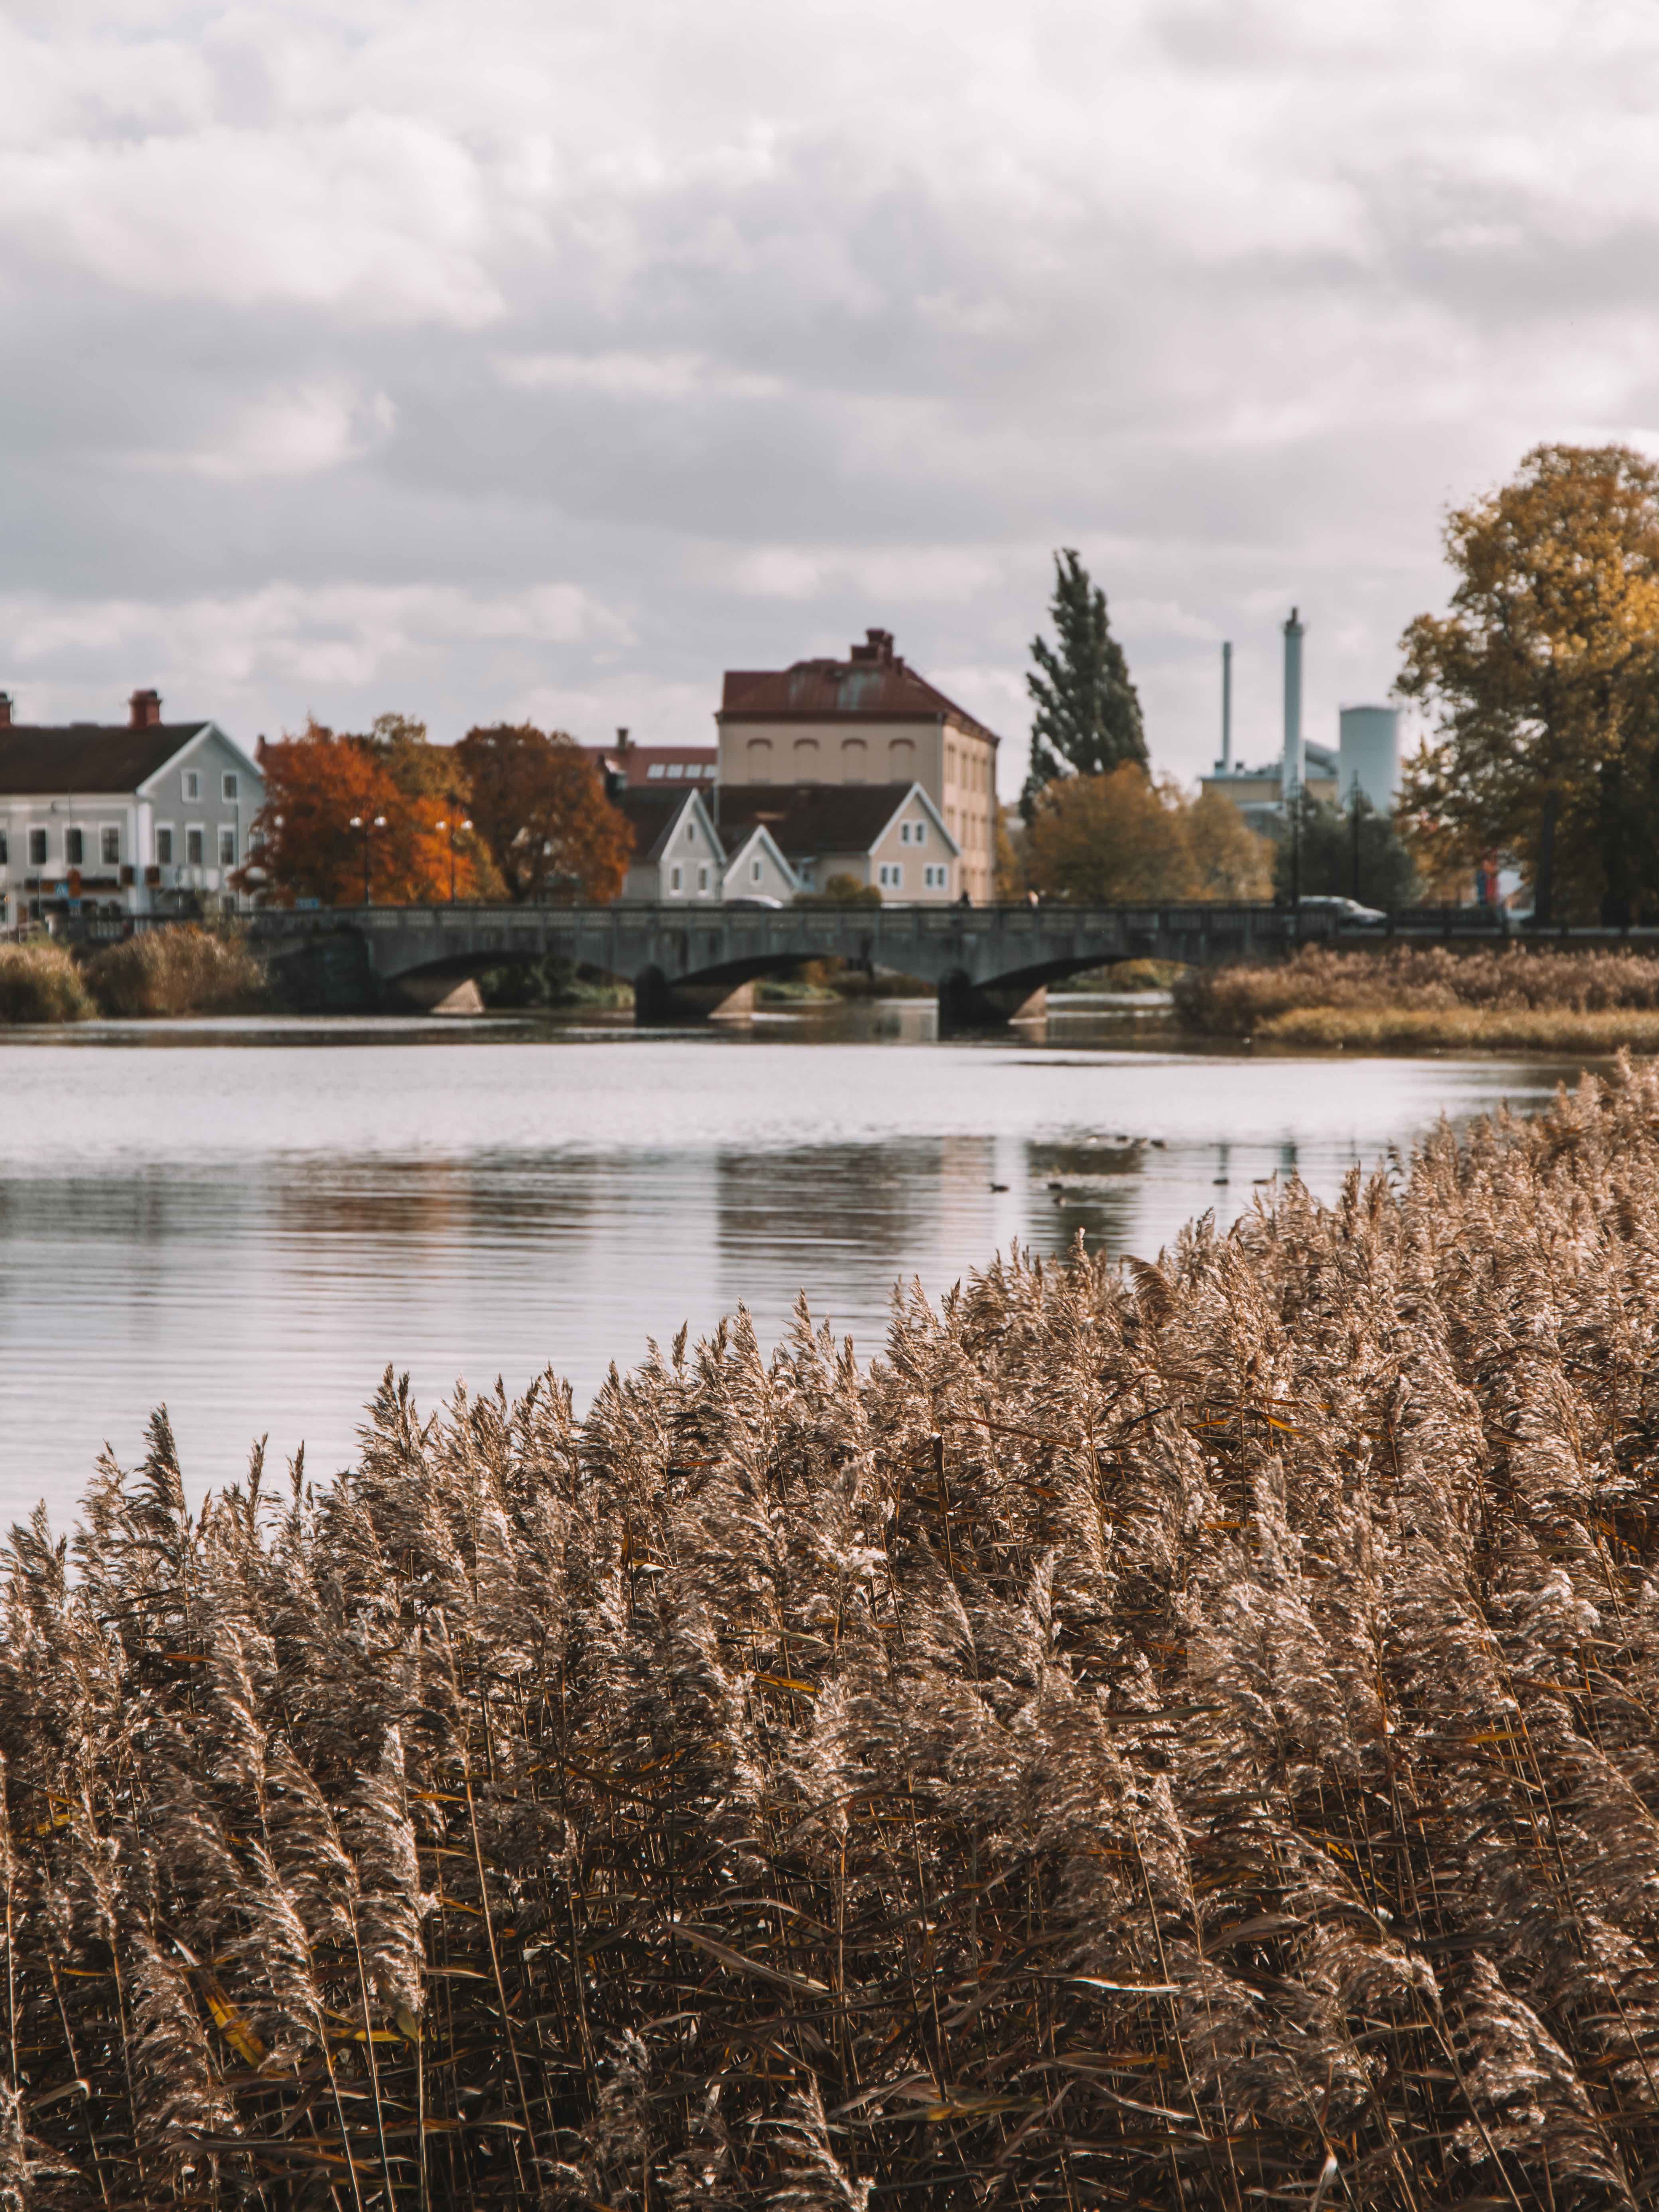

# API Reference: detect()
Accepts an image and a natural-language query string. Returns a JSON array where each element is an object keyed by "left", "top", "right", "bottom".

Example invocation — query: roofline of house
[
  {"left": 865, "top": 781, "right": 958, "bottom": 859},
  {"left": 134, "top": 720, "right": 265, "bottom": 798},
  {"left": 716, "top": 705, "right": 999, "bottom": 747}
]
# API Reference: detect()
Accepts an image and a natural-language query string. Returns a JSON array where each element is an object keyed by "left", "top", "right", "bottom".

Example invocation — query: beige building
[{"left": 716, "top": 629, "right": 1000, "bottom": 902}]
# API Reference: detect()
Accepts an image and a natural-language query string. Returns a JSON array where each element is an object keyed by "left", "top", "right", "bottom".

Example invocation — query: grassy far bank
[
  {"left": 7, "top": 1064, "right": 1659, "bottom": 2204},
  {"left": 1178, "top": 942, "right": 1659, "bottom": 1051}
]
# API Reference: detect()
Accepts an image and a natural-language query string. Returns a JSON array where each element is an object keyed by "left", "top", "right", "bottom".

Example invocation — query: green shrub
[
  {"left": 0, "top": 941, "right": 97, "bottom": 1022},
  {"left": 84, "top": 924, "right": 268, "bottom": 1017}
]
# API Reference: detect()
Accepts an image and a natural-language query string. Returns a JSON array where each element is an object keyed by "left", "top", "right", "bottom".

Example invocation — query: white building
[
  {"left": 612, "top": 785, "right": 729, "bottom": 903},
  {"left": 0, "top": 691, "right": 265, "bottom": 928}
]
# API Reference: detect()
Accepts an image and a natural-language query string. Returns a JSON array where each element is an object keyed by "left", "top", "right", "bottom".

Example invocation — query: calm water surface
[{"left": 0, "top": 1003, "right": 1593, "bottom": 1523}]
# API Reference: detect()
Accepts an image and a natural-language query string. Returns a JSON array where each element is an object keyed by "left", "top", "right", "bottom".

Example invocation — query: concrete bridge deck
[{"left": 228, "top": 898, "right": 1536, "bottom": 1024}]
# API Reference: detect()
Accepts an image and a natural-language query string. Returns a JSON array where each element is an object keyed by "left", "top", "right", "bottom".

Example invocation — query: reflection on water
[{"left": 0, "top": 1005, "right": 1596, "bottom": 1522}]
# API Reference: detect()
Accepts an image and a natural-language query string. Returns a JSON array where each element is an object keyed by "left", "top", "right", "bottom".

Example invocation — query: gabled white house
[
  {"left": 612, "top": 784, "right": 727, "bottom": 904},
  {"left": 716, "top": 780, "right": 961, "bottom": 901},
  {"left": 0, "top": 690, "right": 266, "bottom": 929},
  {"left": 719, "top": 819, "right": 798, "bottom": 902}
]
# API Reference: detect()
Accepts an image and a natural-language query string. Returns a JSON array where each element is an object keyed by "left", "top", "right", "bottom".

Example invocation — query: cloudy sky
[{"left": 3, "top": 0, "right": 1657, "bottom": 792}]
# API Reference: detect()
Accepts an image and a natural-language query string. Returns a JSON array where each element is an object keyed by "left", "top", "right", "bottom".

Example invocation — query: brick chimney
[
  {"left": 0, "top": 692, "right": 11, "bottom": 729},
  {"left": 129, "top": 688, "right": 162, "bottom": 729},
  {"left": 615, "top": 726, "right": 631, "bottom": 750},
  {"left": 849, "top": 628, "right": 895, "bottom": 665}
]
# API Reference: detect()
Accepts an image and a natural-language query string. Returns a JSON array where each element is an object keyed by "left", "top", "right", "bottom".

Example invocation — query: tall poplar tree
[{"left": 1021, "top": 549, "right": 1146, "bottom": 816}]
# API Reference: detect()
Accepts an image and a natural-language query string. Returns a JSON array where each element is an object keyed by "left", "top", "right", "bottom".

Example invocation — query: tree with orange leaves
[
  {"left": 248, "top": 719, "right": 492, "bottom": 906},
  {"left": 455, "top": 724, "right": 632, "bottom": 902}
]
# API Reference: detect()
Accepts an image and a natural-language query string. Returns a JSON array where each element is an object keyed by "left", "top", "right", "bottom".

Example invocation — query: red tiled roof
[
  {"left": 582, "top": 744, "right": 717, "bottom": 788},
  {"left": 718, "top": 634, "right": 999, "bottom": 747}
]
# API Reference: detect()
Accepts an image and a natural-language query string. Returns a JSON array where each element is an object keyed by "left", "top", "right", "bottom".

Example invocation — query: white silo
[{"left": 1338, "top": 705, "right": 1400, "bottom": 814}]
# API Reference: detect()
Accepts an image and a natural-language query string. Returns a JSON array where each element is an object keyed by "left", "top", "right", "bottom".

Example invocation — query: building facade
[
  {"left": 0, "top": 691, "right": 265, "bottom": 929},
  {"left": 715, "top": 630, "right": 999, "bottom": 901}
]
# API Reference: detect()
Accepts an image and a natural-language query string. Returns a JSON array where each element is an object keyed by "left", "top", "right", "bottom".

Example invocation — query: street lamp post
[
  {"left": 435, "top": 809, "right": 473, "bottom": 905},
  {"left": 349, "top": 813, "right": 388, "bottom": 905}
]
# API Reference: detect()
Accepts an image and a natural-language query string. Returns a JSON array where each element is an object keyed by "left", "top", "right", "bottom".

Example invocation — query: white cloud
[
  {"left": 0, "top": 581, "right": 627, "bottom": 715},
  {"left": 134, "top": 383, "right": 397, "bottom": 480}
]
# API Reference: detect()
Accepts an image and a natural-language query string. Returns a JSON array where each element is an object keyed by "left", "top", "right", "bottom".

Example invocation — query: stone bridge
[{"left": 244, "top": 899, "right": 1389, "bottom": 1024}]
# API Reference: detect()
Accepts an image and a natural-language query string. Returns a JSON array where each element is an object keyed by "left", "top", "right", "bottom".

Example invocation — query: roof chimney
[
  {"left": 129, "top": 688, "right": 162, "bottom": 729},
  {"left": 615, "top": 726, "right": 631, "bottom": 750},
  {"left": 0, "top": 692, "right": 11, "bottom": 730},
  {"left": 849, "top": 628, "right": 895, "bottom": 665}
]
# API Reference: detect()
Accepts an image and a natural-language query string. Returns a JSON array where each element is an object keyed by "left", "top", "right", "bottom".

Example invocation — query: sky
[{"left": 4, "top": 0, "right": 1659, "bottom": 796}]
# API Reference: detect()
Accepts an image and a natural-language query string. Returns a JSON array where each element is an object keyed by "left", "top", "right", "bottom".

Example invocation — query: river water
[{"left": 0, "top": 1000, "right": 1593, "bottom": 1526}]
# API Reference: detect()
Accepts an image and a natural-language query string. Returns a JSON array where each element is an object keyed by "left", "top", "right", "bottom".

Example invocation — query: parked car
[{"left": 1294, "top": 894, "right": 1387, "bottom": 927}]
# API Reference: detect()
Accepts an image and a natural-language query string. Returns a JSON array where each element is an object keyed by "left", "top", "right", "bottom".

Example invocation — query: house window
[
  {"left": 156, "top": 826, "right": 174, "bottom": 865},
  {"left": 222, "top": 772, "right": 238, "bottom": 802},
  {"left": 28, "top": 828, "right": 47, "bottom": 866},
  {"left": 697, "top": 863, "right": 709, "bottom": 892},
  {"left": 647, "top": 764, "right": 666, "bottom": 779},
  {"left": 750, "top": 858, "right": 762, "bottom": 883},
  {"left": 183, "top": 770, "right": 201, "bottom": 802},
  {"left": 219, "top": 827, "right": 236, "bottom": 866},
  {"left": 101, "top": 826, "right": 119, "bottom": 866},
  {"left": 187, "top": 827, "right": 204, "bottom": 866},
  {"left": 670, "top": 864, "right": 683, "bottom": 893},
  {"left": 65, "top": 827, "right": 84, "bottom": 866},
  {"left": 879, "top": 862, "right": 903, "bottom": 890},
  {"left": 924, "top": 864, "right": 947, "bottom": 889},
  {"left": 900, "top": 823, "right": 910, "bottom": 845},
  {"left": 685, "top": 820, "right": 696, "bottom": 842},
  {"left": 914, "top": 820, "right": 927, "bottom": 846}
]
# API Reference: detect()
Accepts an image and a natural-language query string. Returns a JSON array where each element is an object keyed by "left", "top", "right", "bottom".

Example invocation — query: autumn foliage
[
  {"left": 454, "top": 723, "right": 632, "bottom": 903},
  {"left": 249, "top": 718, "right": 493, "bottom": 907}
]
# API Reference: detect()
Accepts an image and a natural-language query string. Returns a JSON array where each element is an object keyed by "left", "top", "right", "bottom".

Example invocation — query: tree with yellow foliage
[
  {"left": 1022, "top": 764, "right": 1196, "bottom": 902},
  {"left": 1398, "top": 443, "right": 1659, "bottom": 924}
]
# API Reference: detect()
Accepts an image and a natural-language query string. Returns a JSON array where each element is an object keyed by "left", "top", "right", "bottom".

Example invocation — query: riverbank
[
  {"left": 4, "top": 1056, "right": 1656, "bottom": 2204},
  {"left": 1177, "top": 941, "right": 1659, "bottom": 1050}
]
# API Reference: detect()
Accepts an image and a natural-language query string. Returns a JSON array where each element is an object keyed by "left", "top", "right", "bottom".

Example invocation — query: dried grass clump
[
  {"left": 1261, "top": 1004, "right": 1659, "bottom": 1054},
  {"left": 0, "top": 943, "right": 95, "bottom": 1024},
  {"left": 1179, "top": 942, "right": 1659, "bottom": 1044},
  {"left": 83, "top": 925, "right": 268, "bottom": 1018},
  {"left": 16, "top": 1062, "right": 1659, "bottom": 2202}
]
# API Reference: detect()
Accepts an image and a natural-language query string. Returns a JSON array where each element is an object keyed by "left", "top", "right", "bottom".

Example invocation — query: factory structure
[{"left": 1199, "top": 612, "right": 1402, "bottom": 832}]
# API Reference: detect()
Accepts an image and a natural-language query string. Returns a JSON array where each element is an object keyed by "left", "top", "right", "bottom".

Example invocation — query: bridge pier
[
  {"left": 633, "top": 966, "right": 757, "bottom": 1023},
  {"left": 938, "top": 970, "right": 1048, "bottom": 1030}
]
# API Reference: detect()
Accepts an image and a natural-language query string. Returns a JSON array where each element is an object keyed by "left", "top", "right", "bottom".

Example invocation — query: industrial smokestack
[
  {"left": 1218, "top": 641, "right": 1232, "bottom": 772},
  {"left": 1281, "top": 609, "right": 1304, "bottom": 810}
]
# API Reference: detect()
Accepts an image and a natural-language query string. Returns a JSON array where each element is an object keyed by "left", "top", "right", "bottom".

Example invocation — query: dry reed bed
[
  {"left": 1178, "top": 943, "right": 1659, "bottom": 1050},
  {"left": 0, "top": 930, "right": 267, "bottom": 1024},
  {"left": 10, "top": 1064, "right": 1659, "bottom": 2204}
]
